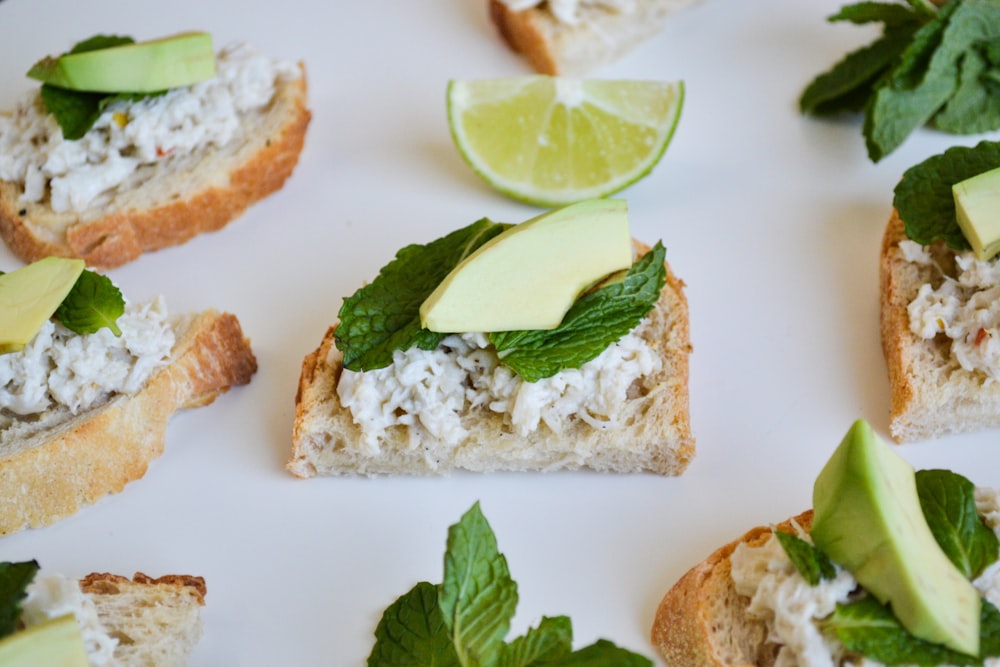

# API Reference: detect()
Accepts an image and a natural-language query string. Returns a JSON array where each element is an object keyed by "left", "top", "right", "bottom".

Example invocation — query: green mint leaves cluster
[
  {"left": 335, "top": 218, "right": 666, "bottom": 383},
  {"left": 800, "top": 0, "right": 1000, "bottom": 162},
  {"left": 894, "top": 139, "right": 1000, "bottom": 248},
  {"left": 0, "top": 561, "right": 39, "bottom": 640},
  {"left": 779, "top": 469, "right": 1000, "bottom": 665},
  {"left": 30, "top": 35, "right": 157, "bottom": 140},
  {"left": 367, "top": 502, "right": 652, "bottom": 667}
]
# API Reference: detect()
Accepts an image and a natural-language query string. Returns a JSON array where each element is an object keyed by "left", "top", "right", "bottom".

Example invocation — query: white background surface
[{"left": 1, "top": 0, "right": 998, "bottom": 664}]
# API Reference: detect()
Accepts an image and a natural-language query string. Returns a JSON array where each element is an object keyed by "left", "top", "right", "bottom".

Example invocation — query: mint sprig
[
  {"left": 893, "top": 140, "right": 1000, "bottom": 248},
  {"left": 489, "top": 243, "right": 667, "bottom": 383},
  {"left": 54, "top": 268, "right": 125, "bottom": 336},
  {"left": 334, "top": 220, "right": 666, "bottom": 382},
  {"left": 0, "top": 560, "right": 39, "bottom": 639},
  {"left": 824, "top": 595, "right": 1000, "bottom": 666},
  {"left": 800, "top": 0, "right": 1000, "bottom": 162},
  {"left": 366, "top": 503, "right": 653, "bottom": 667},
  {"left": 335, "top": 218, "right": 511, "bottom": 372}
]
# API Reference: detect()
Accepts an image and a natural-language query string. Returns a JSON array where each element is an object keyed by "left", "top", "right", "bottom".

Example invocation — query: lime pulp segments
[{"left": 447, "top": 76, "right": 684, "bottom": 206}]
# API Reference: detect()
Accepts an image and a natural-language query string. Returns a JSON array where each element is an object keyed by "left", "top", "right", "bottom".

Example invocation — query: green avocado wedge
[
  {"left": 0, "top": 614, "right": 89, "bottom": 666},
  {"left": 0, "top": 257, "right": 85, "bottom": 354},
  {"left": 812, "top": 420, "right": 982, "bottom": 657},
  {"left": 27, "top": 31, "right": 215, "bottom": 93}
]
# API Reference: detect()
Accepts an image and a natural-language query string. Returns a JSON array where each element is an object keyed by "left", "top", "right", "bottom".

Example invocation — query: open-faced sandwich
[
  {"left": 0, "top": 31, "right": 310, "bottom": 269},
  {"left": 488, "top": 0, "right": 703, "bottom": 75},
  {"left": 881, "top": 140, "right": 1000, "bottom": 441},
  {"left": 1, "top": 560, "right": 205, "bottom": 665},
  {"left": 289, "top": 198, "right": 693, "bottom": 476},
  {"left": 0, "top": 257, "right": 257, "bottom": 534},
  {"left": 653, "top": 419, "right": 1000, "bottom": 666}
]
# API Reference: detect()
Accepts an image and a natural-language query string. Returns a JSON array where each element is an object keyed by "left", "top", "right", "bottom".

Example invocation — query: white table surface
[{"left": 1, "top": 0, "right": 997, "bottom": 664}]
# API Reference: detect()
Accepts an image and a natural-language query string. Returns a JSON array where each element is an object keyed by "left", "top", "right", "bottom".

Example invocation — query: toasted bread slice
[
  {"left": 880, "top": 211, "right": 1000, "bottom": 442},
  {"left": 488, "top": 0, "right": 702, "bottom": 75},
  {"left": 81, "top": 572, "right": 206, "bottom": 666},
  {"left": 0, "top": 310, "right": 257, "bottom": 534},
  {"left": 0, "top": 67, "right": 310, "bottom": 270},
  {"left": 651, "top": 511, "right": 814, "bottom": 667},
  {"left": 288, "top": 243, "right": 693, "bottom": 477}
]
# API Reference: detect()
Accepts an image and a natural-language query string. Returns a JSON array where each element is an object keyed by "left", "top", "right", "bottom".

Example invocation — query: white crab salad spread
[
  {"left": 337, "top": 329, "right": 658, "bottom": 456},
  {"left": 729, "top": 488, "right": 1000, "bottom": 667},
  {"left": 901, "top": 240, "right": 1000, "bottom": 380},
  {"left": 0, "top": 296, "right": 174, "bottom": 438},
  {"left": 0, "top": 42, "right": 300, "bottom": 213},
  {"left": 21, "top": 571, "right": 118, "bottom": 666},
  {"left": 499, "top": 0, "right": 636, "bottom": 25}
]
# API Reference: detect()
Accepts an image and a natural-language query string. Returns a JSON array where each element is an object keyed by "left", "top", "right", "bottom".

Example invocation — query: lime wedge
[{"left": 447, "top": 76, "right": 684, "bottom": 206}]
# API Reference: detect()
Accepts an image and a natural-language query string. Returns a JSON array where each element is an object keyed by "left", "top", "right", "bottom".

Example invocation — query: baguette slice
[
  {"left": 880, "top": 211, "right": 1000, "bottom": 442},
  {"left": 81, "top": 571, "right": 206, "bottom": 666},
  {"left": 0, "top": 67, "right": 310, "bottom": 270},
  {"left": 488, "top": 0, "right": 702, "bottom": 75},
  {"left": 651, "top": 510, "right": 814, "bottom": 667},
  {"left": 288, "top": 243, "right": 693, "bottom": 477},
  {"left": 0, "top": 309, "right": 257, "bottom": 535}
]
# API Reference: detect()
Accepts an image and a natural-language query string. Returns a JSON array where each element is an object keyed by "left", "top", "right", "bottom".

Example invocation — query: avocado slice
[
  {"left": 0, "top": 614, "right": 89, "bottom": 666},
  {"left": 954, "top": 165, "right": 1000, "bottom": 261},
  {"left": 812, "top": 420, "right": 981, "bottom": 656},
  {"left": 27, "top": 31, "right": 215, "bottom": 93},
  {"left": 0, "top": 257, "right": 85, "bottom": 354},
  {"left": 420, "top": 199, "right": 633, "bottom": 333}
]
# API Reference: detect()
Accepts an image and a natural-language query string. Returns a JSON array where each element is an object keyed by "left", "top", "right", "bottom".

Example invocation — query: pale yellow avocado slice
[
  {"left": 954, "top": 165, "right": 1000, "bottom": 261},
  {"left": 812, "top": 420, "right": 981, "bottom": 656},
  {"left": 420, "top": 198, "right": 633, "bottom": 333},
  {"left": 0, "top": 614, "right": 90, "bottom": 666},
  {"left": 0, "top": 257, "right": 86, "bottom": 354},
  {"left": 27, "top": 31, "right": 215, "bottom": 93}
]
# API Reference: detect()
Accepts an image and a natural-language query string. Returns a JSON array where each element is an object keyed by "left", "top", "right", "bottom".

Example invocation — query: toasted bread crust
[
  {"left": 0, "top": 68, "right": 310, "bottom": 270},
  {"left": 488, "top": 0, "right": 702, "bottom": 75},
  {"left": 81, "top": 572, "right": 207, "bottom": 605},
  {"left": 879, "top": 211, "right": 1000, "bottom": 441},
  {"left": 288, "top": 242, "right": 694, "bottom": 476},
  {"left": 652, "top": 511, "right": 814, "bottom": 667},
  {"left": 0, "top": 310, "right": 257, "bottom": 535}
]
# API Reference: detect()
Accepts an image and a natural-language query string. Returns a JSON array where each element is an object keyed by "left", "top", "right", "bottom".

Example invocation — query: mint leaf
[
  {"left": 800, "top": 24, "right": 919, "bottom": 115},
  {"left": 931, "top": 1, "right": 1000, "bottom": 133},
  {"left": 917, "top": 469, "right": 1000, "bottom": 579},
  {"left": 893, "top": 139, "right": 1000, "bottom": 248},
  {"left": 863, "top": 0, "right": 960, "bottom": 162},
  {"left": 825, "top": 595, "right": 1000, "bottom": 665},
  {"left": 489, "top": 242, "right": 666, "bottom": 383},
  {"left": 0, "top": 560, "right": 39, "bottom": 639},
  {"left": 537, "top": 640, "right": 654, "bottom": 666},
  {"left": 335, "top": 218, "right": 510, "bottom": 372},
  {"left": 440, "top": 502, "right": 518, "bottom": 664},
  {"left": 367, "top": 503, "right": 653, "bottom": 667},
  {"left": 830, "top": 2, "right": 927, "bottom": 26},
  {"left": 774, "top": 530, "right": 837, "bottom": 586},
  {"left": 54, "top": 268, "right": 125, "bottom": 336},
  {"left": 495, "top": 616, "right": 573, "bottom": 666},
  {"left": 367, "top": 581, "right": 460, "bottom": 667}
]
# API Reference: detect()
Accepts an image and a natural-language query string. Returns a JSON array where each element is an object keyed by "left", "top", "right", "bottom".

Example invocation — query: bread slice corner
[
  {"left": 81, "top": 571, "right": 206, "bottom": 666},
  {"left": 0, "top": 309, "right": 257, "bottom": 535}
]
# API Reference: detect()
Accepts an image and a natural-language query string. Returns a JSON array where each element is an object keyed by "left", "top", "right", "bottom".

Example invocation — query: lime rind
[{"left": 447, "top": 76, "right": 684, "bottom": 207}]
